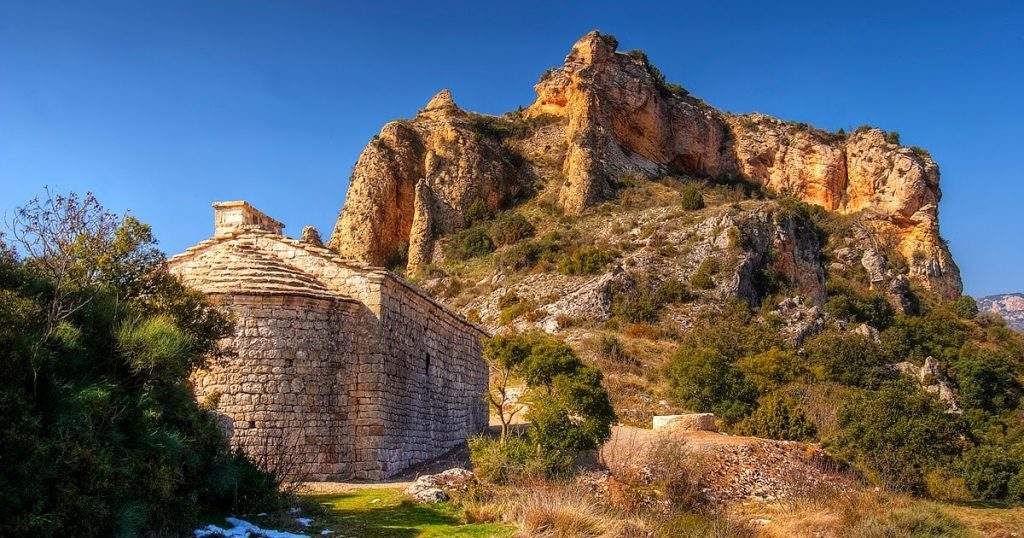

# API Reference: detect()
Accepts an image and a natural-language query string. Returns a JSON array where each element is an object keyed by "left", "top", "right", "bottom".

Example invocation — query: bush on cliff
[
  {"left": 679, "top": 185, "right": 704, "bottom": 210},
  {"left": 557, "top": 246, "right": 616, "bottom": 276},
  {"left": 488, "top": 212, "right": 535, "bottom": 247},
  {"left": 444, "top": 226, "right": 495, "bottom": 260},
  {"left": 0, "top": 192, "right": 281, "bottom": 536}
]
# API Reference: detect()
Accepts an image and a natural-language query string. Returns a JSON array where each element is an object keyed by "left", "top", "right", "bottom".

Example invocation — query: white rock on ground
[
  {"left": 405, "top": 467, "right": 476, "bottom": 503},
  {"left": 652, "top": 413, "right": 718, "bottom": 432}
]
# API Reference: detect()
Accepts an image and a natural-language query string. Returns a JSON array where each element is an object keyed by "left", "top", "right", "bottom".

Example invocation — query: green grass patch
[{"left": 304, "top": 488, "right": 514, "bottom": 538}]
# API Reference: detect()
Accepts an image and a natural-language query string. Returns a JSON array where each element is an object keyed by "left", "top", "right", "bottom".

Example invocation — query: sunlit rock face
[{"left": 329, "top": 31, "right": 960, "bottom": 297}]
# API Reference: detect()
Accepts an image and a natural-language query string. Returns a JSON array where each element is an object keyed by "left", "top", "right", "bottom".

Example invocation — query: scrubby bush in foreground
[{"left": 0, "top": 192, "right": 281, "bottom": 536}]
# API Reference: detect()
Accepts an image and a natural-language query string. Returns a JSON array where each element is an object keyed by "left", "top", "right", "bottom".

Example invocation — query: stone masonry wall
[
  {"left": 368, "top": 275, "right": 489, "bottom": 478},
  {"left": 193, "top": 293, "right": 370, "bottom": 480}
]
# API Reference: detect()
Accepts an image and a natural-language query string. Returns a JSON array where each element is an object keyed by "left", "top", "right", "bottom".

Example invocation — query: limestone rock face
[
  {"left": 328, "top": 90, "right": 528, "bottom": 271},
  {"left": 523, "top": 32, "right": 959, "bottom": 296},
  {"left": 979, "top": 293, "right": 1024, "bottom": 332},
  {"left": 528, "top": 31, "right": 731, "bottom": 214},
  {"left": 893, "top": 357, "right": 961, "bottom": 413},
  {"left": 329, "top": 31, "right": 961, "bottom": 296}
]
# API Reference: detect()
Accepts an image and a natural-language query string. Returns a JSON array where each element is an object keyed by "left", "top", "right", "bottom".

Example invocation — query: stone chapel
[{"left": 167, "top": 201, "right": 488, "bottom": 480}]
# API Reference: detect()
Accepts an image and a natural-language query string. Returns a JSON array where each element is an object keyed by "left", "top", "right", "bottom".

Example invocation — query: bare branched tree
[
  {"left": 486, "top": 354, "right": 524, "bottom": 443},
  {"left": 7, "top": 189, "right": 118, "bottom": 333}
]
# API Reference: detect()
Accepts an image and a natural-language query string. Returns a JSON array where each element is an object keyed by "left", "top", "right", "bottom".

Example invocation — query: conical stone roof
[{"left": 177, "top": 241, "right": 338, "bottom": 301}]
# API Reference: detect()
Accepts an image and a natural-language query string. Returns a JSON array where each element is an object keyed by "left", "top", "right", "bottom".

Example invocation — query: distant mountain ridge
[{"left": 979, "top": 293, "right": 1024, "bottom": 332}]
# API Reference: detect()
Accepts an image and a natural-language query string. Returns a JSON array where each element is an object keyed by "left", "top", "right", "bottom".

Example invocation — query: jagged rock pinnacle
[{"left": 417, "top": 89, "right": 463, "bottom": 119}]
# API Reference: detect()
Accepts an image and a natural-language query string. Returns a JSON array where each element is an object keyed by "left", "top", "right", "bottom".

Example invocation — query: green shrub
[
  {"left": 664, "top": 301, "right": 787, "bottom": 423},
  {"left": 465, "top": 199, "right": 493, "bottom": 224},
  {"left": 828, "top": 380, "right": 965, "bottom": 493},
  {"left": 885, "top": 131, "right": 901, "bottom": 145},
  {"left": 1009, "top": 469, "right": 1024, "bottom": 501},
  {"left": 803, "top": 330, "right": 890, "bottom": 388},
  {"left": 664, "top": 346, "right": 757, "bottom": 423},
  {"left": 598, "top": 335, "right": 627, "bottom": 362},
  {"left": 823, "top": 279, "right": 894, "bottom": 329},
  {"left": 499, "top": 299, "right": 538, "bottom": 325},
  {"left": 689, "top": 257, "right": 719, "bottom": 290},
  {"left": 498, "top": 231, "right": 562, "bottom": 271},
  {"left": 488, "top": 212, "right": 534, "bottom": 247},
  {"left": 444, "top": 226, "right": 494, "bottom": 260},
  {"left": 468, "top": 435, "right": 534, "bottom": 484},
  {"left": 679, "top": 185, "right": 705, "bottom": 210},
  {"left": 950, "top": 346, "right": 1021, "bottom": 414},
  {"left": 952, "top": 295, "right": 979, "bottom": 319},
  {"left": 879, "top": 309, "right": 968, "bottom": 364},
  {"left": 850, "top": 507, "right": 968, "bottom": 537},
  {"left": 738, "top": 394, "right": 817, "bottom": 441},
  {"left": 610, "top": 275, "right": 692, "bottom": 323},
  {"left": 956, "top": 445, "right": 1021, "bottom": 500},
  {"left": 557, "top": 247, "right": 615, "bottom": 276},
  {"left": 736, "top": 348, "right": 807, "bottom": 393}
]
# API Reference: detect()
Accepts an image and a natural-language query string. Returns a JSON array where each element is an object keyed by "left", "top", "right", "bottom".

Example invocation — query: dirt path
[{"left": 296, "top": 480, "right": 413, "bottom": 495}]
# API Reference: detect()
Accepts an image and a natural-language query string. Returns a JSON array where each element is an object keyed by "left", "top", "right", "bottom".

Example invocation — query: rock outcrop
[
  {"left": 328, "top": 31, "right": 960, "bottom": 296},
  {"left": 328, "top": 90, "right": 529, "bottom": 271},
  {"left": 892, "top": 357, "right": 961, "bottom": 413},
  {"left": 979, "top": 293, "right": 1024, "bottom": 332},
  {"left": 528, "top": 31, "right": 958, "bottom": 296}
]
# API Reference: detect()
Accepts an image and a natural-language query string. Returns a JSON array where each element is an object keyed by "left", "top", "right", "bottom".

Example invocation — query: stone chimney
[{"left": 212, "top": 200, "right": 284, "bottom": 237}]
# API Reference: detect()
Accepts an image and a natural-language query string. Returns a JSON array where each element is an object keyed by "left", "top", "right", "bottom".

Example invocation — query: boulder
[
  {"left": 652, "top": 413, "right": 718, "bottom": 432},
  {"left": 404, "top": 467, "right": 476, "bottom": 503}
]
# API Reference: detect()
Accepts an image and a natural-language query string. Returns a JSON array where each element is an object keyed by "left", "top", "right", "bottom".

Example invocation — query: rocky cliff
[
  {"left": 328, "top": 90, "right": 531, "bottom": 268},
  {"left": 328, "top": 30, "right": 960, "bottom": 298},
  {"left": 979, "top": 293, "right": 1024, "bottom": 332}
]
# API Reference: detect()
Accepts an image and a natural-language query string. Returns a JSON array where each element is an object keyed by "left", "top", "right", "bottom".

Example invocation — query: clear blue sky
[{"left": 1, "top": 1, "right": 1021, "bottom": 297}]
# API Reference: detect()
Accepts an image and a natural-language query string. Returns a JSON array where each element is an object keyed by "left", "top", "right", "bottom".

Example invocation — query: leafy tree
[
  {"left": 481, "top": 333, "right": 615, "bottom": 477},
  {"left": 950, "top": 346, "right": 1021, "bottom": 414},
  {"left": 482, "top": 334, "right": 531, "bottom": 442},
  {"left": 829, "top": 380, "right": 965, "bottom": 493}
]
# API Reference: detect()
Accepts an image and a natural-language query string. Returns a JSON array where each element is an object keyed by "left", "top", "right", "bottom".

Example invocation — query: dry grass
[{"left": 731, "top": 488, "right": 1024, "bottom": 537}]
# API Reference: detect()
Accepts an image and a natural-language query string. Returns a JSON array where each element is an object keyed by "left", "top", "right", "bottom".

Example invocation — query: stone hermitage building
[{"left": 167, "top": 201, "right": 489, "bottom": 480}]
